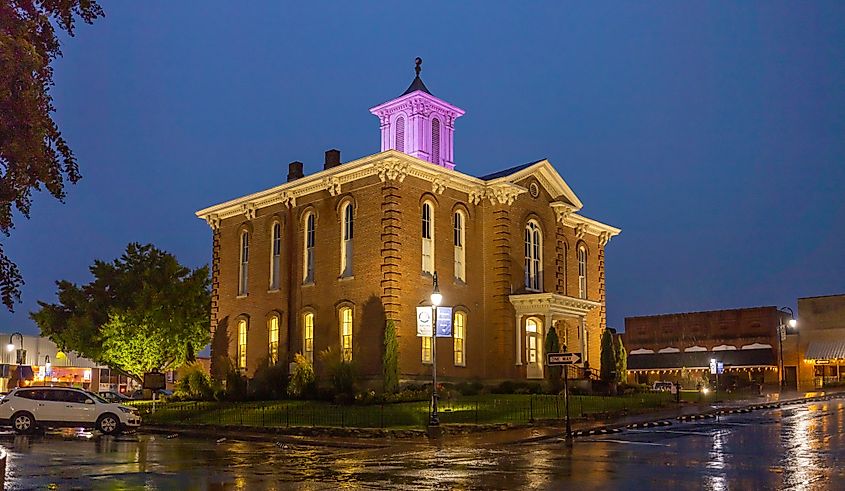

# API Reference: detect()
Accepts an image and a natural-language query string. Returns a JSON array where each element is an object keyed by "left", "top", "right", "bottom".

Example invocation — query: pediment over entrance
[{"left": 509, "top": 292, "right": 601, "bottom": 317}]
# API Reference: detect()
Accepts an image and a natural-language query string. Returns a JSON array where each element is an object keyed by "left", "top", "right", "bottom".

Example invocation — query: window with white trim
[
  {"left": 340, "top": 307, "right": 353, "bottom": 362},
  {"left": 421, "top": 336, "right": 432, "bottom": 364},
  {"left": 303, "top": 212, "right": 315, "bottom": 283},
  {"left": 454, "top": 311, "right": 465, "bottom": 366},
  {"left": 454, "top": 210, "right": 465, "bottom": 282},
  {"left": 395, "top": 116, "right": 405, "bottom": 152},
  {"left": 524, "top": 221, "right": 542, "bottom": 291},
  {"left": 578, "top": 245, "right": 587, "bottom": 299},
  {"left": 303, "top": 312, "right": 314, "bottom": 363},
  {"left": 238, "top": 231, "right": 249, "bottom": 296},
  {"left": 270, "top": 222, "right": 281, "bottom": 290},
  {"left": 340, "top": 202, "right": 353, "bottom": 277},
  {"left": 422, "top": 202, "right": 434, "bottom": 274},
  {"left": 237, "top": 319, "right": 248, "bottom": 370},
  {"left": 268, "top": 315, "right": 279, "bottom": 365},
  {"left": 431, "top": 118, "right": 441, "bottom": 165},
  {"left": 526, "top": 318, "right": 538, "bottom": 364}
]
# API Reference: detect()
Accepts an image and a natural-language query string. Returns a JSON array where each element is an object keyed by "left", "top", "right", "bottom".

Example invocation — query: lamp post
[
  {"left": 6, "top": 332, "right": 23, "bottom": 364},
  {"left": 429, "top": 272, "right": 443, "bottom": 428},
  {"left": 777, "top": 307, "right": 798, "bottom": 391}
]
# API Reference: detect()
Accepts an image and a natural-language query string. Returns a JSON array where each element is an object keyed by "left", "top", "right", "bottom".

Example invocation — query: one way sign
[{"left": 546, "top": 352, "right": 582, "bottom": 366}]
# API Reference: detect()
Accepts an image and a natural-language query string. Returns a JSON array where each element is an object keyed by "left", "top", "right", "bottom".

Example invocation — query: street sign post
[{"left": 546, "top": 350, "right": 582, "bottom": 445}]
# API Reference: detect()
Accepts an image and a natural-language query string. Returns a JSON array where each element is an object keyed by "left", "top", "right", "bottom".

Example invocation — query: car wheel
[
  {"left": 97, "top": 413, "right": 122, "bottom": 435},
  {"left": 11, "top": 411, "right": 35, "bottom": 434}
]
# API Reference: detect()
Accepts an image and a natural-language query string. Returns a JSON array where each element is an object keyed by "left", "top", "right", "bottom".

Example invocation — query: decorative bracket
[
  {"left": 205, "top": 214, "right": 220, "bottom": 231},
  {"left": 376, "top": 158, "right": 409, "bottom": 182},
  {"left": 242, "top": 203, "right": 257, "bottom": 220},
  {"left": 323, "top": 176, "right": 342, "bottom": 197},
  {"left": 575, "top": 223, "right": 588, "bottom": 239},
  {"left": 432, "top": 176, "right": 450, "bottom": 195}
]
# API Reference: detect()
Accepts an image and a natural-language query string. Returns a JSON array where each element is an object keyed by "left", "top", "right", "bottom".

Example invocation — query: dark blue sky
[{"left": 5, "top": 2, "right": 844, "bottom": 334}]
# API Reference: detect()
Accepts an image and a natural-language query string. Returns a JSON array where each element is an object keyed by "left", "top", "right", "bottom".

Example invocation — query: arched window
[
  {"left": 395, "top": 116, "right": 405, "bottom": 152},
  {"left": 268, "top": 315, "right": 279, "bottom": 365},
  {"left": 340, "top": 202, "right": 354, "bottom": 277},
  {"left": 303, "top": 312, "right": 314, "bottom": 363},
  {"left": 454, "top": 210, "right": 465, "bottom": 282},
  {"left": 422, "top": 336, "right": 432, "bottom": 364},
  {"left": 340, "top": 307, "right": 353, "bottom": 362},
  {"left": 431, "top": 118, "right": 441, "bottom": 165},
  {"left": 238, "top": 231, "right": 249, "bottom": 295},
  {"left": 578, "top": 245, "right": 587, "bottom": 299},
  {"left": 421, "top": 201, "right": 435, "bottom": 274},
  {"left": 454, "top": 311, "right": 466, "bottom": 366},
  {"left": 524, "top": 221, "right": 542, "bottom": 291},
  {"left": 303, "top": 212, "right": 315, "bottom": 283},
  {"left": 237, "top": 319, "right": 248, "bottom": 370},
  {"left": 526, "top": 318, "right": 539, "bottom": 364},
  {"left": 269, "top": 222, "right": 281, "bottom": 290}
]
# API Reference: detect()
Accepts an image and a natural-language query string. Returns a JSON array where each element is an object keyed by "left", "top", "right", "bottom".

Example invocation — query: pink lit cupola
[{"left": 370, "top": 58, "right": 465, "bottom": 170}]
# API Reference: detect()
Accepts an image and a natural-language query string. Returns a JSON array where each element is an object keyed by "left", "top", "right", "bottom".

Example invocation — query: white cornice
[{"left": 509, "top": 293, "right": 602, "bottom": 317}]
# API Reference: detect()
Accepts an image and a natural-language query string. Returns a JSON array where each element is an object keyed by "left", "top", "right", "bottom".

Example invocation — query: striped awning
[{"left": 805, "top": 339, "right": 845, "bottom": 360}]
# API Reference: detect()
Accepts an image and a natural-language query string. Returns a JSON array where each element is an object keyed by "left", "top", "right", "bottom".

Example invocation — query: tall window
[
  {"left": 238, "top": 231, "right": 249, "bottom": 296},
  {"left": 524, "top": 221, "right": 542, "bottom": 291},
  {"left": 303, "top": 212, "right": 315, "bottom": 283},
  {"left": 270, "top": 222, "right": 281, "bottom": 290},
  {"left": 422, "top": 336, "right": 432, "bottom": 364},
  {"left": 237, "top": 319, "right": 247, "bottom": 370},
  {"left": 340, "top": 307, "right": 353, "bottom": 362},
  {"left": 395, "top": 116, "right": 405, "bottom": 152},
  {"left": 578, "top": 245, "right": 587, "bottom": 299},
  {"left": 268, "top": 315, "right": 279, "bottom": 365},
  {"left": 422, "top": 202, "right": 434, "bottom": 274},
  {"left": 340, "top": 202, "right": 354, "bottom": 277},
  {"left": 454, "top": 311, "right": 465, "bottom": 366},
  {"left": 454, "top": 211, "right": 465, "bottom": 282},
  {"left": 431, "top": 118, "right": 441, "bottom": 165},
  {"left": 526, "top": 319, "right": 538, "bottom": 364},
  {"left": 303, "top": 312, "right": 314, "bottom": 363}
]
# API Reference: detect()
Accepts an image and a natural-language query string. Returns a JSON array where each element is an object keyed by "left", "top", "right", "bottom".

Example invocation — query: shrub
[
  {"left": 175, "top": 363, "right": 215, "bottom": 400},
  {"left": 250, "top": 359, "right": 288, "bottom": 400},
  {"left": 453, "top": 380, "right": 485, "bottom": 396},
  {"left": 320, "top": 347, "right": 358, "bottom": 403},
  {"left": 287, "top": 353, "right": 316, "bottom": 399},
  {"left": 383, "top": 319, "right": 399, "bottom": 394}
]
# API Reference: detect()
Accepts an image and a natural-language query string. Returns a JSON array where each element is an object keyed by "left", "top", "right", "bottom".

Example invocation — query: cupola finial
[{"left": 415, "top": 57, "right": 422, "bottom": 77}]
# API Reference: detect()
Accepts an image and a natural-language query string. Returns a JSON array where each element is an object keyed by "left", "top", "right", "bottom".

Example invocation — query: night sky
[{"left": 4, "top": 2, "right": 844, "bottom": 334}]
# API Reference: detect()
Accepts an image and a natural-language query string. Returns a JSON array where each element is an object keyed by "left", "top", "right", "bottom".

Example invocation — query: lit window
[
  {"left": 431, "top": 118, "right": 441, "bottom": 165},
  {"left": 422, "top": 336, "right": 432, "bottom": 364},
  {"left": 270, "top": 222, "right": 281, "bottom": 290},
  {"left": 526, "top": 319, "right": 538, "bottom": 364},
  {"left": 268, "top": 315, "right": 279, "bottom": 365},
  {"left": 238, "top": 231, "right": 249, "bottom": 296},
  {"left": 340, "top": 202, "right": 353, "bottom": 277},
  {"left": 303, "top": 313, "right": 314, "bottom": 363},
  {"left": 524, "top": 221, "right": 542, "bottom": 291},
  {"left": 578, "top": 245, "right": 587, "bottom": 299},
  {"left": 422, "top": 202, "right": 434, "bottom": 274},
  {"left": 454, "top": 312, "right": 465, "bottom": 366},
  {"left": 454, "top": 210, "right": 465, "bottom": 282},
  {"left": 340, "top": 307, "right": 353, "bottom": 362},
  {"left": 395, "top": 116, "right": 405, "bottom": 152},
  {"left": 237, "top": 319, "right": 248, "bottom": 370},
  {"left": 303, "top": 212, "right": 315, "bottom": 283}
]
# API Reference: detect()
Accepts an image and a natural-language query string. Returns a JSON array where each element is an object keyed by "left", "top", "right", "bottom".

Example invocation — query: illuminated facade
[
  {"left": 0, "top": 332, "right": 105, "bottom": 392},
  {"left": 794, "top": 293, "right": 845, "bottom": 391},
  {"left": 196, "top": 63, "right": 620, "bottom": 382}
]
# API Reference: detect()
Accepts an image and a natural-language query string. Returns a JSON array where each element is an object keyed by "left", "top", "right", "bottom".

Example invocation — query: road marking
[{"left": 584, "top": 439, "right": 670, "bottom": 446}]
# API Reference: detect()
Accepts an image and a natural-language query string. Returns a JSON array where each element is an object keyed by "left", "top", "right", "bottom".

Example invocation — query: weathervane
[{"left": 415, "top": 57, "right": 422, "bottom": 77}]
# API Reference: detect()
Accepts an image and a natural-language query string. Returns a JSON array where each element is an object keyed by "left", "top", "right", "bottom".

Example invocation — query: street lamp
[
  {"left": 7, "top": 332, "right": 23, "bottom": 364},
  {"left": 777, "top": 307, "right": 798, "bottom": 390},
  {"left": 429, "top": 272, "right": 442, "bottom": 428}
]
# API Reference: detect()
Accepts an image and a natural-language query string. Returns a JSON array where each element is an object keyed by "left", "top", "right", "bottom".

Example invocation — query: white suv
[{"left": 0, "top": 387, "right": 141, "bottom": 435}]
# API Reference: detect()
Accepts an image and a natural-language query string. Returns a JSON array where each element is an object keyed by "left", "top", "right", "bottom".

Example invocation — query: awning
[
  {"left": 628, "top": 348, "right": 776, "bottom": 371},
  {"left": 805, "top": 339, "right": 845, "bottom": 361}
]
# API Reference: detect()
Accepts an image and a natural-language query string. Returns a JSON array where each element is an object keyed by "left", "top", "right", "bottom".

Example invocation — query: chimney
[
  {"left": 287, "top": 161, "right": 304, "bottom": 182},
  {"left": 324, "top": 149, "right": 341, "bottom": 170}
]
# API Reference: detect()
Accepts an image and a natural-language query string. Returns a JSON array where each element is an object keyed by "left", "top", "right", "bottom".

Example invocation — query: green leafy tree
[
  {"left": 615, "top": 336, "right": 627, "bottom": 384},
  {"left": 31, "top": 243, "right": 210, "bottom": 380},
  {"left": 0, "top": 0, "right": 104, "bottom": 310},
  {"left": 383, "top": 319, "right": 399, "bottom": 393},
  {"left": 544, "top": 326, "right": 562, "bottom": 393},
  {"left": 600, "top": 329, "right": 617, "bottom": 383},
  {"left": 287, "top": 353, "right": 316, "bottom": 398}
]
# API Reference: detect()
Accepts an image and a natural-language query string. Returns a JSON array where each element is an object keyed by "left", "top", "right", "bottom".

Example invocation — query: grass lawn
[{"left": 132, "top": 392, "right": 677, "bottom": 430}]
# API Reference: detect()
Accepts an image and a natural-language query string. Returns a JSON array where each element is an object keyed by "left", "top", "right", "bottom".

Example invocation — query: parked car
[
  {"left": 651, "top": 381, "right": 675, "bottom": 392},
  {"left": 0, "top": 387, "right": 141, "bottom": 435},
  {"left": 98, "top": 390, "right": 132, "bottom": 403}
]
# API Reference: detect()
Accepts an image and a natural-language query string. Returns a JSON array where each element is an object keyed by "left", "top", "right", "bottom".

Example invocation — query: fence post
[
  {"left": 286, "top": 404, "right": 290, "bottom": 427},
  {"left": 529, "top": 395, "right": 534, "bottom": 423},
  {"left": 239, "top": 404, "right": 243, "bottom": 426},
  {"left": 341, "top": 405, "right": 345, "bottom": 428},
  {"left": 380, "top": 404, "right": 384, "bottom": 429},
  {"left": 475, "top": 400, "right": 479, "bottom": 425},
  {"left": 556, "top": 394, "right": 560, "bottom": 420},
  {"left": 217, "top": 403, "right": 222, "bottom": 425},
  {"left": 261, "top": 405, "right": 265, "bottom": 427}
]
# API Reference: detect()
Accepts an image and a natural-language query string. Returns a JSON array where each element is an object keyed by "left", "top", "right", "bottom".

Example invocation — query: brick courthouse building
[{"left": 196, "top": 64, "right": 620, "bottom": 383}]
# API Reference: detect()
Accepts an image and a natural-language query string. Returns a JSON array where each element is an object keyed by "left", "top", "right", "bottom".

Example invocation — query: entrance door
[
  {"left": 783, "top": 366, "right": 798, "bottom": 390},
  {"left": 526, "top": 318, "right": 543, "bottom": 379}
]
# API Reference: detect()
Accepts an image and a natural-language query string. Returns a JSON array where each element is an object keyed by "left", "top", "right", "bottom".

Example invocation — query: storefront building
[
  {"left": 794, "top": 294, "right": 845, "bottom": 391},
  {"left": 0, "top": 332, "right": 106, "bottom": 392}
]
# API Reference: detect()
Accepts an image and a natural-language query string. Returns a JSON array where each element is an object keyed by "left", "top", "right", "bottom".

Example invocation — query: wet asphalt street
[{"left": 2, "top": 396, "right": 844, "bottom": 490}]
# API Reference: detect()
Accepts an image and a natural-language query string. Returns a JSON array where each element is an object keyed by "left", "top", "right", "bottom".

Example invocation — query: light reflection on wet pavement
[{"left": 2, "top": 397, "right": 844, "bottom": 490}]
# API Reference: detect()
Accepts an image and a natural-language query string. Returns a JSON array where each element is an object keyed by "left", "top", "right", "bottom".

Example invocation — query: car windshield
[{"left": 85, "top": 390, "right": 109, "bottom": 404}]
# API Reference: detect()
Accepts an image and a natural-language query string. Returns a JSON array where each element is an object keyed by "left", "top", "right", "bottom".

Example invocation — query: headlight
[{"left": 118, "top": 406, "right": 135, "bottom": 413}]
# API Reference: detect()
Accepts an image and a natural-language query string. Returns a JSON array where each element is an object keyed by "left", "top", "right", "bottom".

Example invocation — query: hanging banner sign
[
  {"left": 416, "top": 307, "right": 432, "bottom": 337},
  {"left": 436, "top": 307, "right": 453, "bottom": 337}
]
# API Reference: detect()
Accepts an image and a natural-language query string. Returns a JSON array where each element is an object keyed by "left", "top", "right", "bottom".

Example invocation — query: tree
[
  {"left": 382, "top": 319, "right": 399, "bottom": 393},
  {"left": 31, "top": 243, "right": 210, "bottom": 380},
  {"left": 0, "top": 0, "right": 104, "bottom": 310},
  {"left": 544, "top": 326, "right": 562, "bottom": 393},
  {"left": 599, "top": 329, "right": 617, "bottom": 383},
  {"left": 615, "top": 336, "right": 627, "bottom": 384}
]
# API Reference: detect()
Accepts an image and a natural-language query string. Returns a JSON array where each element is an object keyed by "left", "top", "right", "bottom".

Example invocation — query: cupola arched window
[
  {"left": 431, "top": 118, "right": 441, "bottom": 165},
  {"left": 395, "top": 116, "right": 405, "bottom": 152}
]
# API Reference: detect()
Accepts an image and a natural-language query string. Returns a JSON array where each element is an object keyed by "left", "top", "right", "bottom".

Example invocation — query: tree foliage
[
  {"left": 31, "top": 243, "right": 210, "bottom": 379},
  {"left": 382, "top": 319, "right": 399, "bottom": 393},
  {"left": 0, "top": 0, "right": 104, "bottom": 310},
  {"left": 615, "top": 336, "right": 627, "bottom": 383},
  {"left": 599, "top": 329, "right": 617, "bottom": 383}
]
